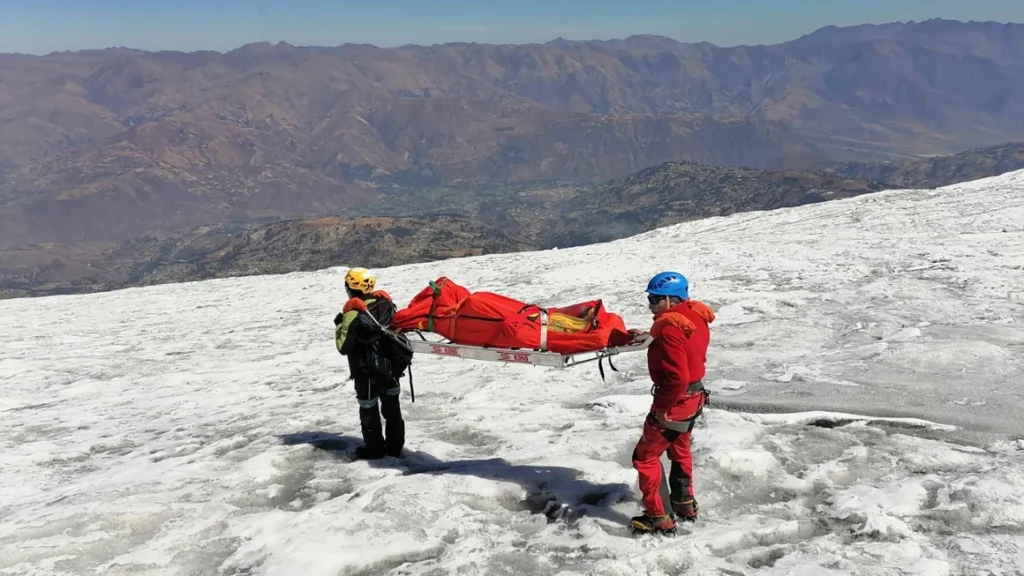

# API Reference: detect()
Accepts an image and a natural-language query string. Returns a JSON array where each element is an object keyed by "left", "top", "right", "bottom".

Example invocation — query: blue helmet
[{"left": 646, "top": 271, "right": 689, "bottom": 299}]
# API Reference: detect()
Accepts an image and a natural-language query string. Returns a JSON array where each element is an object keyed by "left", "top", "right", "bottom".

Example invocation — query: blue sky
[{"left": 2, "top": 0, "right": 1022, "bottom": 55}]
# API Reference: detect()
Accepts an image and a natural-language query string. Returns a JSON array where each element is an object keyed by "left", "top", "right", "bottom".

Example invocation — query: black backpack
[
  {"left": 363, "top": 298, "right": 417, "bottom": 400},
  {"left": 374, "top": 330, "right": 414, "bottom": 379}
]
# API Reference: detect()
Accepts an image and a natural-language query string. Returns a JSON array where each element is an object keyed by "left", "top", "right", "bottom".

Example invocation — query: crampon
[{"left": 629, "top": 512, "right": 677, "bottom": 535}]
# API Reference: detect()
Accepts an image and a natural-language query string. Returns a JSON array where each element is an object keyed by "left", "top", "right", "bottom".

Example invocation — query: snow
[{"left": 1, "top": 169, "right": 1023, "bottom": 575}]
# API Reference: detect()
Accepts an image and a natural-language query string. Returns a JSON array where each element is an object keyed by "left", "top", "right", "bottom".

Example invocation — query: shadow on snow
[{"left": 278, "top": 430, "right": 636, "bottom": 527}]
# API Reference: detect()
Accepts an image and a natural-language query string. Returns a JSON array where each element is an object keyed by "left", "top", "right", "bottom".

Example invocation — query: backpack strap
[{"left": 408, "top": 364, "right": 415, "bottom": 403}]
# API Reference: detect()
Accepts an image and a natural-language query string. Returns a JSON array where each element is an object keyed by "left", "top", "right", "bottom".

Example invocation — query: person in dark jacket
[
  {"left": 630, "top": 271, "right": 715, "bottom": 534},
  {"left": 334, "top": 267, "right": 406, "bottom": 459}
]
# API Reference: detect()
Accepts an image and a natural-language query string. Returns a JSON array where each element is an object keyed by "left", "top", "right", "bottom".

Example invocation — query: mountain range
[
  {"left": 1, "top": 18, "right": 1024, "bottom": 297},
  {"left": 2, "top": 19, "right": 1024, "bottom": 246}
]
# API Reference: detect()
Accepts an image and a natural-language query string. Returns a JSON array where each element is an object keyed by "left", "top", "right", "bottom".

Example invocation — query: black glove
[{"left": 333, "top": 312, "right": 345, "bottom": 326}]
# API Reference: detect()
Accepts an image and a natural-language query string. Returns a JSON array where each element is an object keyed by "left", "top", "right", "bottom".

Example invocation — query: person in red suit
[{"left": 630, "top": 271, "right": 715, "bottom": 534}]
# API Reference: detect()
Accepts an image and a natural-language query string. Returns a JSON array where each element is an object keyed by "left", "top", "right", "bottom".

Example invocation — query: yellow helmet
[{"left": 344, "top": 267, "right": 376, "bottom": 294}]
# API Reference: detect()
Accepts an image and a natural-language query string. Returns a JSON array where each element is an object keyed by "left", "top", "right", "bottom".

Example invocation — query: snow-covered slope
[{"left": 2, "top": 170, "right": 1023, "bottom": 575}]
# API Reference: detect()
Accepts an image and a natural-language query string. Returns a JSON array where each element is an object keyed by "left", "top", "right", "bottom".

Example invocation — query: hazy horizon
[{"left": 2, "top": 0, "right": 1023, "bottom": 55}]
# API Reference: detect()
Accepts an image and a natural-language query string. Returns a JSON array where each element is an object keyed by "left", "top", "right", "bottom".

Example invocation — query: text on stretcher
[{"left": 430, "top": 344, "right": 461, "bottom": 356}]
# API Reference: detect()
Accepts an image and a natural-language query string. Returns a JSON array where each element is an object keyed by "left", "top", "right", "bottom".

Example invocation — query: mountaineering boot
[
  {"left": 357, "top": 404, "right": 386, "bottom": 459},
  {"left": 380, "top": 393, "right": 405, "bottom": 458},
  {"left": 671, "top": 498, "right": 699, "bottom": 522},
  {"left": 630, "top": 512, "right": 677, "bottom": 534}
]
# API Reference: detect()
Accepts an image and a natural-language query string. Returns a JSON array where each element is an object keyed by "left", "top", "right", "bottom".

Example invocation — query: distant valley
[{"left": 2, "top": 141, "right": 1021, "bottom": 298}]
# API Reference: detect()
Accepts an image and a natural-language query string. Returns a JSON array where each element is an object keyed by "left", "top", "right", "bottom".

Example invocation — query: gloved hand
[{"left": 333, "top": 312, "right": 345, "bottom": 326}]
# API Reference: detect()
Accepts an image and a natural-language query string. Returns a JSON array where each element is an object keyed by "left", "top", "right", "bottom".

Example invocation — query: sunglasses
[{"left": 647, "top": 294, "right": 667, "bottom": 305}]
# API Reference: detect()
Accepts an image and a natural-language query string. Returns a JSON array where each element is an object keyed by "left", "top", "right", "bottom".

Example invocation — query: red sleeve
[{"left": 651, "top": 324, "right": 691, "bottom": 414}]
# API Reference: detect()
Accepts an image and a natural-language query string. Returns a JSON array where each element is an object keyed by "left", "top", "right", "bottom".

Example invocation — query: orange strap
[{"left": 343, "top": 297, "right": 368, "bottom": 313}]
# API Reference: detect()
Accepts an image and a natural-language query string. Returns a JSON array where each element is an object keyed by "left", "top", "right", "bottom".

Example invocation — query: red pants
[{"left": 632, "top": 416, "right": 694, "bottom": 517}]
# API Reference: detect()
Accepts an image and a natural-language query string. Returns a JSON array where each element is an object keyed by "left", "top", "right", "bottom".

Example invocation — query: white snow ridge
[{"left": 2, "top": 170, "right": 1023, "bottom": 576}]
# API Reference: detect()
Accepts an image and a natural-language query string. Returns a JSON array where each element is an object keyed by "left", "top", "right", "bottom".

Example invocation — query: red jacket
[{"left": 647, "top": 299, "right": 715, "bottom": 421}]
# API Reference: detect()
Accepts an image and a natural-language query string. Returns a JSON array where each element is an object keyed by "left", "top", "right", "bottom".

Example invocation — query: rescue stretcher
[
  {"left": 403, "top": 327, "right": 654, "bottom": 377},
  {"left": 389, "top": 276, "right": 655, "bottom": 379}
]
